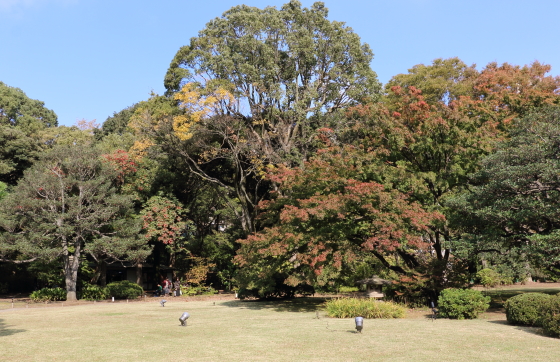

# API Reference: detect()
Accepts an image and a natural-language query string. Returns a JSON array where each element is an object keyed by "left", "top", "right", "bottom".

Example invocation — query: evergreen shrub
[
  {"left": 437, "top": 288, "right": 490, "bottom": 319},
  {"left": 30, "top": 287, "right": 66, "bottom": 302},
  {"left": 541, "top": 296, "right": 560, "bottom": 337},
  {"left": 504, "top": 292, "right": 551, "bottom": 326},
  {"left": 324, "top": 298, "right": 406, "bottom": 319},
  {"left": 105, "top": 280, "right": 143, "bottom": 299},
  {"left": 79, "top": 284, "right": 108, "bottom": 301}
]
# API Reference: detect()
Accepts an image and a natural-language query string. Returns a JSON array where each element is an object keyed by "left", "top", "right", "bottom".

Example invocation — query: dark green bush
[
  {"left": 504, "top": 292, "right": 551, "bottom": 326},
  {"left": 105, "top": 280, "right": 143, "bottom": 299},
  {"left": 79, "top": 284, "right": 108, "bottom": 301},
  {"left": 324, "top": 298, "right": 406, "bottom": 319},
  {"left": 30, "top": 287, "right": 66, "bottom": 302},
  {"left": 541, "top": 296, "right": 560, "bottom": 337},
  {"left": 437, "top": 288, "right": 490, "bottom": 319}
]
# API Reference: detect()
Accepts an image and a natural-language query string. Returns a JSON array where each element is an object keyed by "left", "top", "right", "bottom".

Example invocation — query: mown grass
[{"left": 1, "top": 297, "right": 560, "bottom": 361}]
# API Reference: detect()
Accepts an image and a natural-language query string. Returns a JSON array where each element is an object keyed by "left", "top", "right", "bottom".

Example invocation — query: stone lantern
[{"left": 355, "top": 275, "right": 391, "bottom": 299}]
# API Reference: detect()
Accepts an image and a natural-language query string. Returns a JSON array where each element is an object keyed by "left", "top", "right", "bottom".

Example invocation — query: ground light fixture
[
  {"left": 160, "top": 299, "right": 167, "bottom": 307},
  {"left": 179, "top": 312, "right": 190, "bottom": 326},
  {"left": 355, "top": 316, "right": 364, "bottom": 333}
]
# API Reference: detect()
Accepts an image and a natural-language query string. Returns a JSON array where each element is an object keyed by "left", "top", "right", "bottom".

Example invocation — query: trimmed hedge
[
  {"left": 504, "top": 292, "right": 551, "bottom": 327},
  {"left": 541, "top": 296, "right": 560, "bottom": 337},
  {"left": 30, "top": 287, "right": 66, "bottom": 302},
  {"left": 105, "top": 280, "right": 143, "bottom": 299},
  {"left": 324, "top": 298, "right": 406, "bottom": 319},
  {"left": 437, "top": 288, "right": 490, "bottom": 319}
]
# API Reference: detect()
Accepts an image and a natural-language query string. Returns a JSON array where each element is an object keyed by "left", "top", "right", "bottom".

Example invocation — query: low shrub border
[{"left": 324, "top": 298, "right": 406, "bottom": 319}]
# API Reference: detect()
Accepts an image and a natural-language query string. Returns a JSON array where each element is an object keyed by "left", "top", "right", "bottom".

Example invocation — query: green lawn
[{"left": 1, "top": 297, "right": 559, "bottom": 361}]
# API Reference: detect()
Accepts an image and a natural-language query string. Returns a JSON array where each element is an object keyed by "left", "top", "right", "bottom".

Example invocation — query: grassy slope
[{"left": 1, "top": 297, "right": 559, "bottom": 362}]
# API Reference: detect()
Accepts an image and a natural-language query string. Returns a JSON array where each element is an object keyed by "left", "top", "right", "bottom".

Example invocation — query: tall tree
[
  {"left": 161, "top": 1, "right": 381, "bottom": 233},
  {"left": 0, "top": 146, "right": 151, "bottom": 300},
  {"left": 347, "top": 59, "right": 560, "bottom": 283},
  {"left": 235, "top": 139, "right": 442, "bottom": 298},
  {"left": 449, "top": 106, "right": 560, "bottom": 276},
  {"left": 0, "top": 81, "right": 57, "bottom": 133},
  {"left": 0, "top": 82, "right": 58, "bottom": 185}
]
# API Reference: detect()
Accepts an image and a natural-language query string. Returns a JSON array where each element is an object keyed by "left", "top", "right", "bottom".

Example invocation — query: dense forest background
[{"left": 1, "top": 1, "right": 560, "bottom": 302}]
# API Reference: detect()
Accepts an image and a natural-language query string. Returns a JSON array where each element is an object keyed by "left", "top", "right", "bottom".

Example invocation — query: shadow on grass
[
  {"left": 221, "top": 297, "right": 328, "bottom": 313},
  {"left": 487, "top": 320, "right": 555, "bottom": 338},
  {"left": 0, "top": 318, "right": 25, "bottom": 337}
]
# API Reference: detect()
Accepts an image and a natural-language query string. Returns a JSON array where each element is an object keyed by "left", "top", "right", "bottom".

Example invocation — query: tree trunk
[
  {"left": 136, "top": 263, "right": 143, "bottom": 287},
  {"left": 99, "top": 261, "right": 107, "bottom": 287},
  {"left": 64, "top": 248, "right": 81, "bottom": 301}
]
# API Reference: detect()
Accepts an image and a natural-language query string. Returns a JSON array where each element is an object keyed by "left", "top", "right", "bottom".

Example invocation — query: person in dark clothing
[{"left": 155, "top": 284, "right": 162, "bottom": 297}]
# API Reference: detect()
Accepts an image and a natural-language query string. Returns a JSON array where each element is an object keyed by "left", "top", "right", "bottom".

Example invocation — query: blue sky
[{"left": 1, "top": 0, "right": 558, "bottom": 127}]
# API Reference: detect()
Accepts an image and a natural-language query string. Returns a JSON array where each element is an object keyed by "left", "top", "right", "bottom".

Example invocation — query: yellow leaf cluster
[
  {"left": 130, "top": 139, "right": 155, "bottom": 159},
  {"left": 173, "top": 83, "right": 235, "bottom": 141}
]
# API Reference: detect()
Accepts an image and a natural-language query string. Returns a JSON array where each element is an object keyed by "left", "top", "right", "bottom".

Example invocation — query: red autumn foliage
[
  {"left": 236, "top": 143, "right": 443, "bottom": 282},
  {"left": 101, "top": 150, "right": 137, "bottom": 184}
]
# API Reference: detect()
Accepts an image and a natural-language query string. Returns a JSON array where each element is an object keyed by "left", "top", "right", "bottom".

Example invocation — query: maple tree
[{"left": 235, "top": 139, "right": 443, "bottom": 297}]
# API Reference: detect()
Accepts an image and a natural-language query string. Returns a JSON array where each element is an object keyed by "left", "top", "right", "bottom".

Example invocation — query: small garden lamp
[
  {"left": 355, "top": 316, "right": 364, "bottom": 333},
  {"left": 179, "top": 312, "right": 190, "bottom": 326}
]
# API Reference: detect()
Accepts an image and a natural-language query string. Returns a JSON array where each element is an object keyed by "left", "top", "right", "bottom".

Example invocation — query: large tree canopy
[
  {"left": 235, "top": 137, "right": 444, "bottom": 298},
  {"left": 449, "top": 106, "right": 560, "bottom": 276},
  {"left": 0, "top": 81, "right": 57, "bottom": 133},
  {"left": 165, "top": 0, "right": 380, "bottom": 163},
  {"left": 0, "top": 82, "right": 58, "bottom": 185},
  {"left": 0, "top": 146, "right": 151, "bottom": 300}
]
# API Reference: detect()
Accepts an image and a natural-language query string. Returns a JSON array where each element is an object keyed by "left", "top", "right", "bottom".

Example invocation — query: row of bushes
[
  {"left": 325, "top": 288, "right": 491, "bottom": 320},
  {"left": 505, "top": 292, "right": 560, "bottom": 337},
  {"left": 29, "top": 281, "right": 144, "bottom": 302}
]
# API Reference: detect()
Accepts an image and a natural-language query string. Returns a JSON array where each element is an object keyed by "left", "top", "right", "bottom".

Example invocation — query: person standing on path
[{"left": 162, "top": 278, "right": 171, "bottom": 297}]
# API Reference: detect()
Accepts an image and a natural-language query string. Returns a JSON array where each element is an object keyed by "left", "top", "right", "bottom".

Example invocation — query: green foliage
[
  {"left": 0, "top": 145, "right": 151, "bottom": 301},
  {"left": 385, "top": 57, "right": 478, "bottom": 104},
  {"left": 30, "top": 287, "right": 66, "bottom": 302},
  {"left": 165, "top": 1, "right": 381, "bottom": 112},
  {"left": 477, "top": 268, "right": 503, "bottom": 288},
  {"left": 0, "top": 181, "right": 7, "bottom": 201},
  {"left": 504, "top": 292, "right": 552, "bottom": 326},
  {"left": 0, "top": 81, "right": 58, "bottom": 132},
  {"left": 101, "top": 103, "right": 139, "bottom": 137},
  {"left": 449, "top": 106, "right": 560, "bottom": 274},
  {"left": 105, "top": 280, "right": 143, "bottom": 299},
  {"left": 79, "top": 283, "right": 108, "bottom": 301},
  {"left": 541, "top": 296, "right": 560, "bottom": 337},
  {"left": 27, "top": 260, "right": 64, "bottom": 287},
  {"left": 0, "top": 125, "right": 42, "bottom": 185},
  {"left": 182, "top": 285, "right": 217, "bottom": 296},
  {"left": 437, "top": 288, "right": 490, "bottom": 319},
  {"left": 324, "top": 298, "right": 406, "bottom": 319}
]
